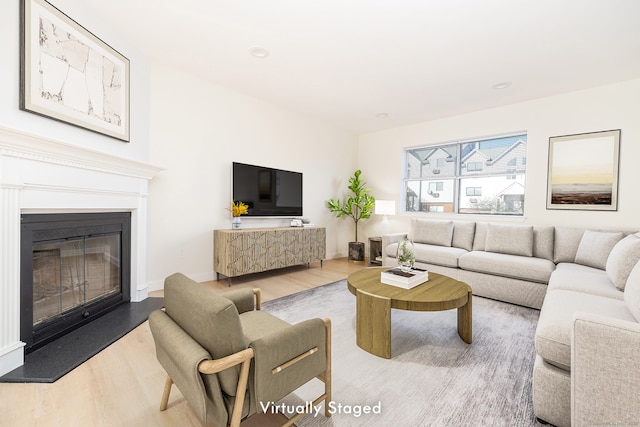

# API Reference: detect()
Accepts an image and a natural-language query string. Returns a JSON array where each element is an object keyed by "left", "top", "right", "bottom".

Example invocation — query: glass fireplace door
[{"left": 32, "top": 234, "right": 121, "bottom": 327}]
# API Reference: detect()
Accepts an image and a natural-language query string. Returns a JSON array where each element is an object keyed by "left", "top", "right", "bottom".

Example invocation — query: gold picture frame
[{"left": 546, "top": 130, "right": 620, "bottom": 211}]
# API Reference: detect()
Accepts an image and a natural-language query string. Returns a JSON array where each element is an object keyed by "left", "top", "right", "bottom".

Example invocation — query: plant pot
[{"left": 348, "top": 241, "right": 365, "bottom": 262}]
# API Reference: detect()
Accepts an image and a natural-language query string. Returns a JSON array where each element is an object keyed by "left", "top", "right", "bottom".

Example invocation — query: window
[
  {"left": 428, "top": 182, "right": 444, "bottom": 192},
  {"left": 467, "top": 162, "right": 483, "bottom": 172},
  {"left": 466, "top": 187, "right": 482, "bottom": 196},
  {"left": 404, "top": 133, "right": 527, "bottom": 215}
]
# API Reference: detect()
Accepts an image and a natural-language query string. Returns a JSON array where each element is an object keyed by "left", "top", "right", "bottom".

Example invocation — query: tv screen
[{"left": 232, "top": 162, "right": 303, "bottom": 217}]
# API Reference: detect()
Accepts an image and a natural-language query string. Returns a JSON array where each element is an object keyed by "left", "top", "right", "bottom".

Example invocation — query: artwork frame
[
  {"left": 20, "top": 0, "right": 130, "bottom": 142},
  {"left": 546, "top": 129, "right": 620, "bottom": 211}
]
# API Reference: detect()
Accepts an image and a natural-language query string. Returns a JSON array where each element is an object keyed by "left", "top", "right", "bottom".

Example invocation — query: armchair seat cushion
[{"left": 240, "top": 310, "right": 292, "bottom": 343}]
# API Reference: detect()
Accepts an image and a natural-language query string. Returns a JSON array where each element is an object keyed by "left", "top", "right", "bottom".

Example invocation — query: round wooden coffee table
[{"left": 347, "top": 267, "right": 472, "bottom": 359}]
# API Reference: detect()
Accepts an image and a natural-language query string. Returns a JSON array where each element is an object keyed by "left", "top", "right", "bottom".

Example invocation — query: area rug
[
  {"left": 0, "top": 297, "right": 165, "bottom": 383},
  {"left": 261, "top": 280, "right": 542, "bottom": 426}
]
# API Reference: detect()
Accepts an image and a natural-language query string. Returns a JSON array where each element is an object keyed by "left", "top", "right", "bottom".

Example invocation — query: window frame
[{"left": 403, "top": 132, "right": 527, "bottom": 216}]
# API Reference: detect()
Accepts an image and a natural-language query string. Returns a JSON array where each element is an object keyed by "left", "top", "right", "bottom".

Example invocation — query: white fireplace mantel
[{"left": 0, "top": 125, "right": 163, "bottom": 376}]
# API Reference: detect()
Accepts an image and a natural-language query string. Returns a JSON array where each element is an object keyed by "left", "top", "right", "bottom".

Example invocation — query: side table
[{"left": 368, "top": 237, "right": 382, "bottom": 266}]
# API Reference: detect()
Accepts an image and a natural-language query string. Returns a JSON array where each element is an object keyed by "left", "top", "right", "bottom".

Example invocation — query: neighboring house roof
[
  {"left": 409, "top": 146, "right": 456, "bottom": 164},
  {"left": 497, "top": 181, "right": 525, "bottom": 196},
  {"left": 462, "top": 138, "right": 526, "bottom": 166}
]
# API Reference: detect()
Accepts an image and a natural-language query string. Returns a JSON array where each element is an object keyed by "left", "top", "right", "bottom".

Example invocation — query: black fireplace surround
[{"left": 20, "top": 212, "right": 131, "bottom": 353}]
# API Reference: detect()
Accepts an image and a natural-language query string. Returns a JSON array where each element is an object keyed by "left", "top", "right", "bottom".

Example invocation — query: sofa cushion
[
  {"left": 606, "top": 234, "right": 640, "bottom": 290},
  {"left": 452, "top": 221, "right": 476, "bottom": 251},
  {"left": 413, "top": 243, "right": 468, "bottom": 268},
  {"left": 535, "top": 290, "right": 636, "bottom": 370},
  {"left": 458, "top": 251, "right": 555, "bottom": 283},
  {"left": 624, "top": 261, "right": 640, "bottom": 322},
  {"left": 553, "top": 227, "right": 586, "bottom": 264},
  {"left": 533, "top": 226, "right": 555, "bottom": 262},
  {"left": 485, "top": 223, "right": 534, "bottom": 257},
  {"left": 575, "top": 230, "right": 624, "bottom": 270},
  {"left": 547, "top": 263, "right": 623, "bottom": 300},
  {"left": 472, "top": 222, "right": 488, "bottom": 251},
  {"left": 412, "top": 219, "right": 454, "bottom": 247}
]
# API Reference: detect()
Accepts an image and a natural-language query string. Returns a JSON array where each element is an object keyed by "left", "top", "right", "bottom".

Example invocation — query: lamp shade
[{"left": 375, "top": 200, "right": 396, "bottom": 216}]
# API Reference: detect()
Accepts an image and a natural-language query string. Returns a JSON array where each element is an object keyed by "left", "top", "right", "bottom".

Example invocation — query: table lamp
[{"left": 375, "top": 200, "right": 395, "bottom": 235}]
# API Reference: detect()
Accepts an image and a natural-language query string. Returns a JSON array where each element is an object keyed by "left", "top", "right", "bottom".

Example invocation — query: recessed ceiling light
[
  {"left": 492, "top": 82, "right": 512, "bottom": 90},
  {"left": 376, "top": 113, "right": 389, "bottom": 119},
  {"left": 249, "top": 47, "right": 270, "bottom": 58}
]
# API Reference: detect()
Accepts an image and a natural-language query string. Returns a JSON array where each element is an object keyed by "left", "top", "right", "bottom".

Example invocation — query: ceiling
[{"left": 75, "top": 0, "right": 640, "bottom": 134}]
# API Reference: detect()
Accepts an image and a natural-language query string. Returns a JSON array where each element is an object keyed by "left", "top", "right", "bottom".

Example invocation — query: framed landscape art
[
  {"left": 546, "top": 129, "right": 620, "bottom": 211},
  {"left": 20, "top": 0, "right": 130, "bottom": 141}
]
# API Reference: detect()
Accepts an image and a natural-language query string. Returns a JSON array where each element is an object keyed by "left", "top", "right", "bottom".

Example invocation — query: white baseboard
[{"left": 0, "top": 341, "right": 25, "bottom": 377}]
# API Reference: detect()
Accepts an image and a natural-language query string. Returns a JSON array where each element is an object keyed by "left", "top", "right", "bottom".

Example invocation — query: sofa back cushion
[
  {"left": 485, "top": 223, "right": 534, "bottom": 257},
  {"left": 472, "top": 222, "right": 488, "bottom": 251},
  {"left": 575, "top": 230, "right": 624, "bottom": 270},
  {"left": 606, "top": 234, "right": 640, "bottom": 290},
  {"left": 624, "top": 261, "right": 640, "bottom": 322},
  {"left": 452, "top": 221, "right": 476, "bottom": 251},
  {"left": 553, "top": 227, "right": 586, "bottom": 263},
  {"left": 533, "top": 226, "right": 555, "bottom": 261},
  {"left": 412, "top": 219, "right": 454, "bottom": 247}
]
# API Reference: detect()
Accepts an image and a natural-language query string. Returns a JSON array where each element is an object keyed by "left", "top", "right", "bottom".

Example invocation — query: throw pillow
[
  {"left": 574, "top": 230, "right": 624, "bottom": 270},
  {"left": 485, "top": 223, "right": 534, "bottom": 257},
  {"left": 606, "top": 234, "right": 640, "bottom": 290},
  {"left": 412, "top": 219, "right": 454, "bottom": 247},
  {"left": 624, "top": 261, "right": 640, "bottom": 322}
]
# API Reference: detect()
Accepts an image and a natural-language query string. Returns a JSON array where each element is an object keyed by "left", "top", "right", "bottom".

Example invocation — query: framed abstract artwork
[
  {"left": 546, "top": 129, "right": 620, "bottom": 211},
  {"left": 20, "top": 0, "right": 130, "bottom": 141}
]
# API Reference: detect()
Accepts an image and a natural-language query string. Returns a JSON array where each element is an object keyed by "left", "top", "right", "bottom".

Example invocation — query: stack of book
[{"left": 380, "top": 268, "right": 429, "bottom": 289}]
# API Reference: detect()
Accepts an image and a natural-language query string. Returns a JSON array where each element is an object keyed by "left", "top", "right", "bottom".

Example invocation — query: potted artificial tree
[{"left": 327, "top": 170, "right": 375, "bottom": 261}]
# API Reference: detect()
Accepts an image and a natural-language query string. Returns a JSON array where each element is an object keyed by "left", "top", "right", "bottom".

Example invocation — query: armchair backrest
[{"left": 164, "top": 273, "right": 248, "bottom": 396}]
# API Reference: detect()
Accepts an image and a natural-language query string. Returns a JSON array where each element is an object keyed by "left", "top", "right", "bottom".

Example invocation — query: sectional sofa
[{"left": 382, "top": 219, "right": 640, "bottom": 426}]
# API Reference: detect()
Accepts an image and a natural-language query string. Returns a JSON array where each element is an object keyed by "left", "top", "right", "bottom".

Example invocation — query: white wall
[
  {"left": 358, "top": 78, "right": 640, "bottom": 239},
  {"left": 0, "top": 0, "right": 151, "bottom": 162},
  {"left": 147, "top": 64, "right": 358, "bottom": 288}
]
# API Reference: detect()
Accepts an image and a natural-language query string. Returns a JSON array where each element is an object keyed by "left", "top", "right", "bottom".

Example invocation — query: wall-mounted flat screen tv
[{"left": 232, "top": 162, "right": 303, "bottom": 217}]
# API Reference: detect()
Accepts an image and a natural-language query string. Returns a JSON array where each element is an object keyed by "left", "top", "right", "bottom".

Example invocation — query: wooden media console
[{"left": 214, "top": 227, "right": 326, "bottom": 285}]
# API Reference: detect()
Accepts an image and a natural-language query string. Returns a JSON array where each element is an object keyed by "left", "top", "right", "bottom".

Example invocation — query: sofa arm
[
  {"left": 571, "top": 312, "right": 640, "bottom": 425},
  {"left": 381, "top": 232, "right": 407, "bottom": 264}
]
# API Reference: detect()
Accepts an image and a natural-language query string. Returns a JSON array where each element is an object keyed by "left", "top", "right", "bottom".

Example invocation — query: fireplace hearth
[{"left": 20, "top": 213, "right": 131, "bottom": 353}]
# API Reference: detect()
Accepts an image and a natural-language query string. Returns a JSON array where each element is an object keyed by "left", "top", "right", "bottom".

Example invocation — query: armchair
[{"left": 149, "top": 273, "right": 332, "bottom": 427}]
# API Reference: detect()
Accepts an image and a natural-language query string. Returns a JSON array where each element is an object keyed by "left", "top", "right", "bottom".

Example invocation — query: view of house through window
[{"left": 404, "top": 133, "right": 527, "bottom": 215}]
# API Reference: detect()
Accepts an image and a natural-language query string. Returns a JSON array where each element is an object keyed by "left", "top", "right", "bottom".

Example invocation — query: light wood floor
[{"left": 0, "top": 258, "right": 367, "bottom": 427}]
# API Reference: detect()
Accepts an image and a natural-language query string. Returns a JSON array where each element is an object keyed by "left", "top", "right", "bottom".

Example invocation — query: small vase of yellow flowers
[{"left": 227, "top": 201, "right": 248, "bottom": 229}]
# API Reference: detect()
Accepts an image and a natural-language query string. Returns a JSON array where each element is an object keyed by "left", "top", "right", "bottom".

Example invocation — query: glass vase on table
[{"left": 396, "top": 237, "right": 415, "bottom": 272}]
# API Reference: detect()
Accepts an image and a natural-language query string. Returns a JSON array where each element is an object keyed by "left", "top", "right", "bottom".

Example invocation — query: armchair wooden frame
[{"left": 158, "top": 289, "right": 332, "bottom": 427}]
